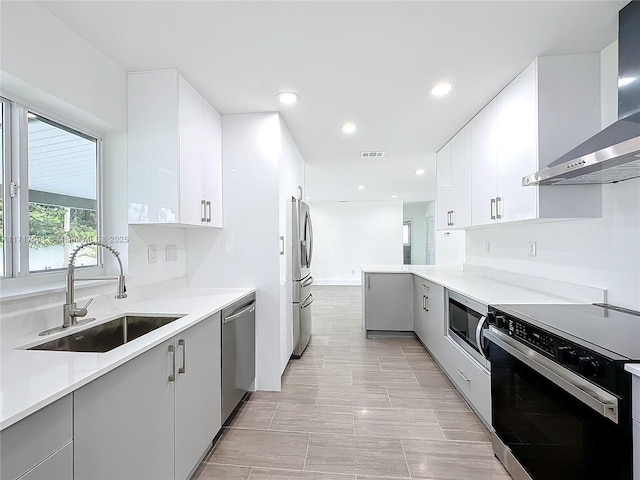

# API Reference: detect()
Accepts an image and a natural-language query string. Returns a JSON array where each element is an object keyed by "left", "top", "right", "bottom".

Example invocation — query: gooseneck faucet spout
[{"left": 40, "top": 242, "right": 127, "bottom": 336}]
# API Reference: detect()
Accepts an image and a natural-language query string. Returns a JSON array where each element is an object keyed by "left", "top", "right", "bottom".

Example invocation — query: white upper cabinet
[
  {"left": 436, "top": 123, "right": 472, "bottom": 230},
  {"left": 444, "top": 54, "right": 603, "bottom": 229},
  {"left": 128, "top": 70, "right": 223, "bottom": 227}
]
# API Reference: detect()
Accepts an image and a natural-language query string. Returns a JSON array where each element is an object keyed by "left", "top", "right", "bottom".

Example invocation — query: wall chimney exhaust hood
[{"left": 523, "top": 0, "right": 640, "bottom": 186}]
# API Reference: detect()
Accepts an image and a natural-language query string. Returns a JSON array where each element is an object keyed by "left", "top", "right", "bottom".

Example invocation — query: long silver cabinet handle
[
  {"left": 496, "top": 196, "right": 502, "bottom": 219},
  {"left": 490, "top": 198, "right": 496, "bottom": 220},
  {"left": 206, "top": 201, "right": 212, "bottom": 223},
  {"left": 224, "top": 301, "right": 257, "bottom": 324},
  {"left": 457, "top": 369, "right": 471, "bottom": 383},
  {"left": 301, "top": 275, "right": 314, "bottom": 288},
  {"left": 485, "top": 327, "right": 619, "bottom": 423},
  {"left": 178, "top": 339, "right": 186, "bottom": 374},
  {"left": 168, "top": 345, "right": 176, "bottom": 382},
  {"left": 201, "top": 200, "right": 206, "bottom": 223},
  {"left": 425, "top": 296, "right": 429, "bottom": 312},
  {"left": 422, "top": 295, "right": 426, "bottom": 311}
]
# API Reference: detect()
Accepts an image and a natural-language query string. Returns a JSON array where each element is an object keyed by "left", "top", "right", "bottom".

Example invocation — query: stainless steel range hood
[{"left": 523, "top": 0, "right": 640, "bottom": 186}]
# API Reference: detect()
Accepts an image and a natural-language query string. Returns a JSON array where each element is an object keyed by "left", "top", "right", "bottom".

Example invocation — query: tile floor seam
[
  {"left": 398, "top": 437, "right": 413, "bottom": 479},
  {"left": 302, "top": 432, "right": 311, "bottom": 471},
  {"left": 266, "top": 402, "right": 279, "bottom": 430}
]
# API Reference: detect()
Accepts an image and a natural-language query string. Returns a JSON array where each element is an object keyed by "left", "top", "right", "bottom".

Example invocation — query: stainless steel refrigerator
[{"left": 291, "top": 197, "right": 314, "bottom": 358}]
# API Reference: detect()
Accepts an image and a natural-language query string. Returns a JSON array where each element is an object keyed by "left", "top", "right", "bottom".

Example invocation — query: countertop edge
[{"left": 0, "top": 287, "right": 255, "bottom": 430}]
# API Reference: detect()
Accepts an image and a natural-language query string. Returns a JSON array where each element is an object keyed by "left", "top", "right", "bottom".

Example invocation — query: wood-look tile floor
[{"left": 193, "top": 286, "right": 510, "bottom": 480}]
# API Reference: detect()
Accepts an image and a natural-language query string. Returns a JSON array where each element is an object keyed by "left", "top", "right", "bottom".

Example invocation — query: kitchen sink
[{"left": 28, "top": 315, "right": 185, "bottom": 353}]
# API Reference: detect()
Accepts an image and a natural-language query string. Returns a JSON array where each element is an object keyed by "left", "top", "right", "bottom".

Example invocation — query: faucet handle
[
  {"left": 75, "top": 298, "right": 94, "bottom": 317},
  {"left": 82, "top": 298, "right": 94, "bottom": 310}
]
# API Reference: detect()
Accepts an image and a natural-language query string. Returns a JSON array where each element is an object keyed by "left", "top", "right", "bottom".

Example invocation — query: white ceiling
[{"left": 39, "top": 0, "right": 626, "bottom": 203}]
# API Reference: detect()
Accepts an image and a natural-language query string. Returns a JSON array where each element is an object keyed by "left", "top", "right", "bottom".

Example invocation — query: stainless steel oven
[
  {"left": 486, "top": 303, "right": 637, "bottom": 480},
  {"left": 447, "top": 290, "right": 490, "bottom": 370}
]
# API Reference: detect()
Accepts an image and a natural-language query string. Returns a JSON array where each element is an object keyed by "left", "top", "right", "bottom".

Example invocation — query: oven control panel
[{"left": 488, "top": 308, "right": 620, "bottom": 392}]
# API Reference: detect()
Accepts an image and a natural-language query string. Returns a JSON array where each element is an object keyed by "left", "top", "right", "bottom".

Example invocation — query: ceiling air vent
[{"left": 361, "top": 151, "right": 385, "bottom": 158}]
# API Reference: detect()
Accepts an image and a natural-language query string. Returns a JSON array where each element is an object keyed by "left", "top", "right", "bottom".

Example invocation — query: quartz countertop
[
  {"left": 0, "top": 287, "right": 254, "bottom": 430},
  {"left": 360, "top": 265, "right": 582, "bottom": 305}
]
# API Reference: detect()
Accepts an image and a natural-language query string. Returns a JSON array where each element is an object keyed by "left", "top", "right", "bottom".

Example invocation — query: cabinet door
[
  {"left": 202, "top": 101, "right": 223, "bottom": 227},
  {"left": 175, "top": 313, "right": 222, "bottom": 480},
  {"left": 74, "top": 339, "right": 175, "bottom": 480},
  {"left": 424, "top": 295, "right": 445, "bottom": 360},
  {"left": 450, "top": 124, "right": 472, "bottom": 228},
  {"left": 436, "top": 140, "right": 453, "bottom": 230},
  {"left": 127, "top": 70, "right": 180, "bottom": 224},
  {"left": 364, "top": 274, "right": 411, "bottom": 331},
  {"left": 496, "top": 62, "right": 538, "bottom": 223},
  {"left": 413, "top": 285, "right": 427, "bottom": 344},
  {"left": 178, "top": 75, "right": 205, "bottom": 226},
  {"left": 471, "top": 99, "right": 498, "bottom": 226}
]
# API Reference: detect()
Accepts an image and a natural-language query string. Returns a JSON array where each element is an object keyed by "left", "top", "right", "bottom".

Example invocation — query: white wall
[
  {"left": 0, "top": 1, "right": 126, "bottom": 132},
  {"left": 465, "top": 41, "right": 640, "bottom": 309},
  {"left": 309, "top": 201, "right": 403, "bottom": 285}
]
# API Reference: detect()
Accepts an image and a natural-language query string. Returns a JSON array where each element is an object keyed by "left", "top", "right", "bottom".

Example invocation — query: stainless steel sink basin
[{"left": 29, "top": 315, "right": 185, "bottom": 353}]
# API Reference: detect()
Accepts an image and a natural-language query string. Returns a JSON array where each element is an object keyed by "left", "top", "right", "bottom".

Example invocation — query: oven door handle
[
  {"left": 475, "top": 315, "right": 489, "bottom": 359},
  {"left": 485, "top": 327, "right": 620, "bottom": 424}
]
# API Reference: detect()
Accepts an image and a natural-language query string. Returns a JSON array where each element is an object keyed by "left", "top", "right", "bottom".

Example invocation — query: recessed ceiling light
[
  {"left": 276, "top": 92, "right": 300, "bottom": 104},
  {"left": 357, "top": 185, "right": 365, "bottom": 190},
  {"left": 429, "top": 82, "right": 453, "bottom": 97},
  {"left": 305, "top": 196, "right": 311, "bottom": 200},
  {"left": 392, "top": 195, "right": 398, "bottom": 198},
  {"left": 229, "top": 168, "right": 237, "bottom": 172},
  {"left": 341, "top": 122, "right": 357, "bottom": 134},
  {"left": 415, "top": 169, "right": 425, "bottom": 175}
]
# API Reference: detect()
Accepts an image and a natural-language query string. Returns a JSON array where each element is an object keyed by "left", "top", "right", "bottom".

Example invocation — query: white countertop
[
  {"left": 625, "top": 364, "right": 640, "bottom": 378},
  {"left": 360, "top": 265, "right": 582, "bottom": 305},
  {"left": 0, "top": 287, "right": 254, "bottom": 430}
]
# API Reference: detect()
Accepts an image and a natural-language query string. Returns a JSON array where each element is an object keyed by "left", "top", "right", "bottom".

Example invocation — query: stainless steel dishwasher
[{"left": 221, "top": 293, "right": 256, "bottom": 424}]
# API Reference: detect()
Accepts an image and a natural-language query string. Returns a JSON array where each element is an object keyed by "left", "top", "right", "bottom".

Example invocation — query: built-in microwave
[{"left": 447, "top": 290, "right": 490, "bottom": 370}]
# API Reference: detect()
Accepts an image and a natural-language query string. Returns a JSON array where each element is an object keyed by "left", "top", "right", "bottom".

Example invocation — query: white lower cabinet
[
  {"left": 0, "top": 395, "right": 72, "bottom": 480},
  {"left": 74, "top": 313, "right": 221, "bottom": 480},
  {"left": 440, "top": 337, "right": 491, "bottom": 425},
  {"left": 363, "top": 273, "right": 412, "bottom": 333},
  {"left": 412, "top": 277, "right": 446, "bottom": 360}
]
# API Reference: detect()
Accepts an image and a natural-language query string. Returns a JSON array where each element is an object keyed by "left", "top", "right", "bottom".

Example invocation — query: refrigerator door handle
[{"left": 307, "top": 211, "right": 314, "bottom": 267}]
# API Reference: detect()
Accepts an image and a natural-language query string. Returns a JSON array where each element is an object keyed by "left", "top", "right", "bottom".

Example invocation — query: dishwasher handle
[{"left": 223, "top": 301, "right": 256, "bottom": 324}]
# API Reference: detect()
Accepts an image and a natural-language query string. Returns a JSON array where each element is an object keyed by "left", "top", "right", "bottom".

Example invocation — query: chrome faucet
[{"left": 39, "top": 241, "right": 127, "bottom": 336}]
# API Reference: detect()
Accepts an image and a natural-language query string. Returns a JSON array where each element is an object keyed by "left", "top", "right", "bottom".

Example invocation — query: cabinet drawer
[
  {"left": 442, "top": 337, "right": 491, "bottom": 425},
  {"left": 413, "top": 276, "right": 444, "bottom": 301},
  {"left": 0, "top": 395, "right": 72, "bottom": 480}
]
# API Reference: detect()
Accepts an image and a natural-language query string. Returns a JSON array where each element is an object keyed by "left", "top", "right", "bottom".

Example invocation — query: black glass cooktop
[{"left": 491, "top": 303, "right": 640, "bottom": 361}]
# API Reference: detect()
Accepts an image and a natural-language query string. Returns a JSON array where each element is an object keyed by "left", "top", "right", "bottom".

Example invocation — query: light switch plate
[
  {"left": 148, "top": 245, "right": 157, "bottom": 264},
  {"left": 527, "top": 242, "right": 537, "bottom": 257},
  {"left": 166, "top": 245, "right": 178, "bottom": 262}
]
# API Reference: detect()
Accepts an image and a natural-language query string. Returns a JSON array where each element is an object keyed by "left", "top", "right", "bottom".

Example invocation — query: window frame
[{"left": 0, "top": 95, "right": 105, "bottom": 285}]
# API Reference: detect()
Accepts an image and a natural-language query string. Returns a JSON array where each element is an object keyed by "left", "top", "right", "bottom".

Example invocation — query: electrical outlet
[
  {"left": 485, "top": 241, "right": 491, "bottom": 253},
  {"left": 166, "top": 245, "right": 178, "bottom": 262},
  {"left": 148, "top": 245, "right": 157, "bottom": 264},
  {"left": 351, "top": 269, "right": 356, "bottom": 275},
  {"left": 527, "top": 242, "right": 537, "bottom": 257}
]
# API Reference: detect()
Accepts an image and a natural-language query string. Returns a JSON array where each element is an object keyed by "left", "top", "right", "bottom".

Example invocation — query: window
[
  {"left": 0, "top": 97, "right": 102, "bottom": 278},
  {"left": 403, "top": 220, "right": 411, "bottom": 265}
]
